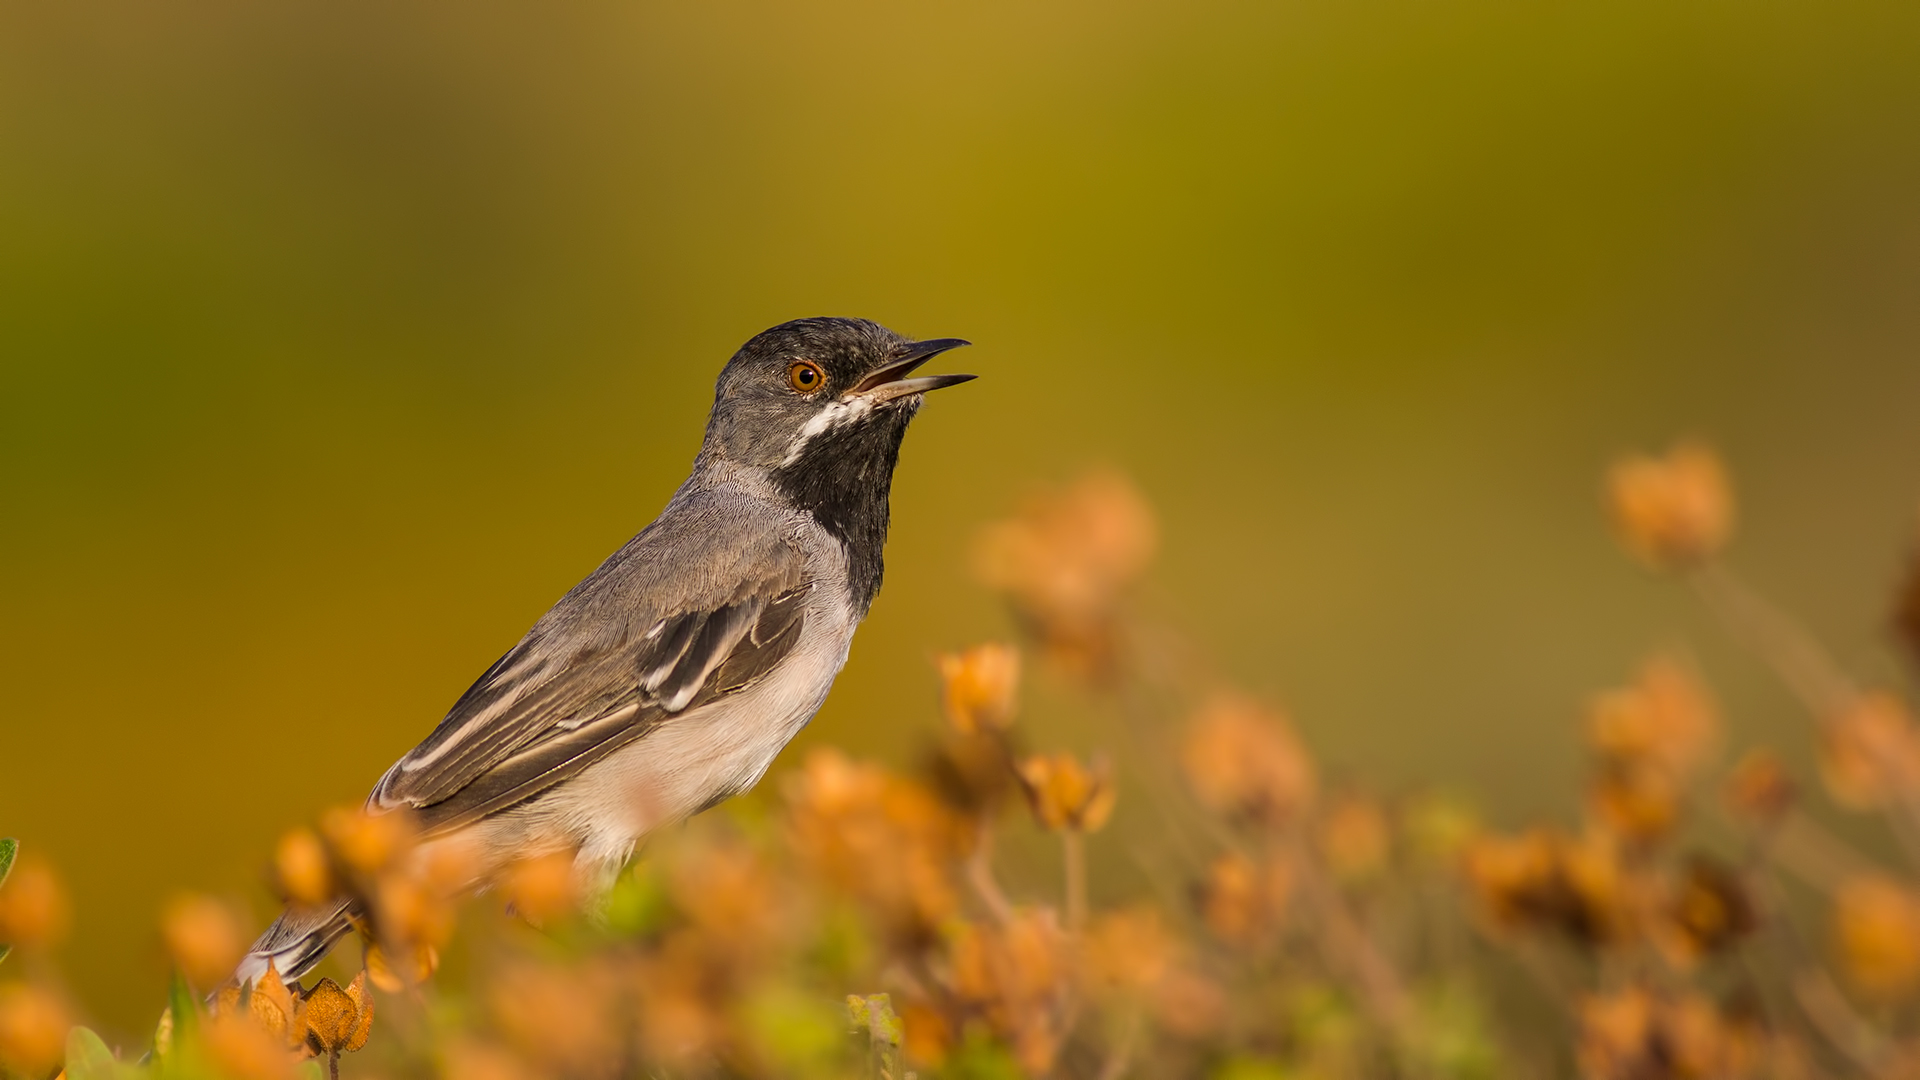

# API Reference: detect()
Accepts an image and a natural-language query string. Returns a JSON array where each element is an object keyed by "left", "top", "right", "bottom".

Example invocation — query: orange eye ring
[{"left": 787, "top": 361, "right": 825, "bottom": 394}]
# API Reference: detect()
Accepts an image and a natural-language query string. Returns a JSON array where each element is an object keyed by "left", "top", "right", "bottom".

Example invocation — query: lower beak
[{"left": 851, "top": 338, "right": 976, "bottom": 403}]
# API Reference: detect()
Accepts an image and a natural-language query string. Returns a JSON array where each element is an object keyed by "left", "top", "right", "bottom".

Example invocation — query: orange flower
[
  {"left": 1319, "top": 795, "right": 1390, "bottom": 882},
  {"left": 938, "top": 643, "right": 1021, "bottom": 735},
  {"left": 271, "top": 828, "right": 333, "bottom": 907},
  {"left": 1195, "top": 851, "right": 1291, "bottom": 947},
  {"left": 1016, "top": 753, "right": 1117, "bottom": 832},
  {"left": 1078, "top": 906, "right": 1176, "bottom": 995},
  {"left": 1660, "top": 856, "right": 1756, "bottom": 966},
  {"left": 1605, "top": 441, "right": 1733, "bottom": 570},
  {"left": 949, "top": 910, "right": 1068, "bottom": 1075},
  {"left": 1820, "top": 692, "right": 1920, "bottom": 810},
  {"left": 784, "top": 750, "right": 968, "bottom": 942},
  {"left": 972, "top": 471, "right": 1157, "bottom": 673},
  {"left": 1588, "top": 763, "right": 1682, "bottom": 846},
  {"left": 0, "top": 853, "right": 70, "bottom": 951},
  {"left": 160, "top": 892, "right": 248, "bottom": 992},
  {"left": 500, "top": 851, "right": 580, "bottom": 928},
  {"left": 317, "top": 805, "right": 418, "bottom": 878},
  {"left": 1586, "top": 657, "right": 1719, "bottom": 779},
  {"left": 0, "top": 982, "right": 69, "bottom": 1076},
  {"left": 1833, "top": 875, "right": 1920, "bottom": 997},
  {"left": 1181, "top": 695, "right": 1316, "bottom": 829}
]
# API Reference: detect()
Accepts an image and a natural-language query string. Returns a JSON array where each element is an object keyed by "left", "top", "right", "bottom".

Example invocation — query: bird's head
[{"left": 702, "top": 317, "right": 974, "bottom": 470}]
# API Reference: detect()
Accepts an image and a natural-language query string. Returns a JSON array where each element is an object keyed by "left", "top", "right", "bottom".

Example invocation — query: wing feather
[{"left": 368, "top": 523, "right": 812, "bottom": 835}]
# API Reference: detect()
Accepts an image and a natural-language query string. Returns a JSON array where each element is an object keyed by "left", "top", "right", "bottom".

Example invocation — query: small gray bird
[{"left": 238, "top": 317, "right": 973, "bottom": 983}]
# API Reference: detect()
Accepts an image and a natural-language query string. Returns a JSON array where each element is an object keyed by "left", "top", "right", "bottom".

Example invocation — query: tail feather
[{"left": 235, "top": 898, "right": 360, "bottom": 986}]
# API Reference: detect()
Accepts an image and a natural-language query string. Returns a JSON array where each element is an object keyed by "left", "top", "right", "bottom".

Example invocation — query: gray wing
[{"left": 368, "top": 524, "right": 811, "bottom": 836}]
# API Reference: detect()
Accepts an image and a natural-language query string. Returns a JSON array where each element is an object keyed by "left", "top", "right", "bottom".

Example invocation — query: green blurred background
[{"left": 5, "top": 0, "right": 1920, "bottom": 1039}]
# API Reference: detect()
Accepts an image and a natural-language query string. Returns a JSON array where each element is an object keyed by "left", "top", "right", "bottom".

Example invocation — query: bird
[{"left": 237, "top": 316, "right": 974, "bottom": 984}]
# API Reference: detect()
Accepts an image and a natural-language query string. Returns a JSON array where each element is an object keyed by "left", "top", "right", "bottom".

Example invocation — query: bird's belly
[{"left": 542, "top": 603, "right": 856, "bottom": 867}]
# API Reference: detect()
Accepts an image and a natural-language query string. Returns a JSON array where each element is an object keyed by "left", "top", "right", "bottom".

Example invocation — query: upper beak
[{"left": 850, "top": 338, "right": 976, "bottom": 403}]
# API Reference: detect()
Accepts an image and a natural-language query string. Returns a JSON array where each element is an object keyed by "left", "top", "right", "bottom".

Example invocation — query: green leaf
[
  {"left": 65, "top": 1026, "right": 119, "bottom": 1080},
  {"left": 0, "top": 837, "right": 17, "bottom": 890}
]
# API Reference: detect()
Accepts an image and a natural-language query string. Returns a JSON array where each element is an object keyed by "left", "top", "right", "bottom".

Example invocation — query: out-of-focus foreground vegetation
[{"left": 7, "top": 452, "right": 1920, "bottom": 1078}]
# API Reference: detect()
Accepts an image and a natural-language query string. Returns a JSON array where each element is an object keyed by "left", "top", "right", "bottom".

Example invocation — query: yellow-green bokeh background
[{"left": 6, "top": 0, "right": 1920, "bottom": 1039}]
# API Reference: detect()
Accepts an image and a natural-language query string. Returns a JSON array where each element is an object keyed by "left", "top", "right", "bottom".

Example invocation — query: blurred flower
[
  {"left": 1150, "top": 966, "right": 1230, "bottom": 1040},
  {"left": 784, "top": 749, "right": 968, "bottom": 944},
  {"left": 0, "top": 853, "right": 70, "bottom": 951},
  {"left": 973, "top": 470, "right": 1156, "bottom": 673},
  {"left": 1588, "top": 763, "right": 1682, "bottom": 846},
  {"left": 365, "top": 939, "right": 440, "bottom": 993},
  {"left": 1577, "top": 987, "right": 1761, "bottom": 1080},
  {"left": 489, "top": 958, "right": 622, "bottom": 1076},
  {"left": 160, "top": 892, "right": 247, "bottom": 992},
  {"left": 203, "top": 1012, "right": 302, "bottom": 1080},
  {"left": 1181, "top": 694, "right": 1316, "bottom": 829},
  {"left": 1721, "top": 749, "right": 1795, "bottom": 826},
  {"left": 938, "top": 643, "right": 1021, "bottom": 735},
  {"left": 1832, "top": 875, "right": 1920, "bottom": 997},
  {"left": 1016, "top": 752, "right": 1117, "bottom": 832},
  {"left": 318, "top": 805, "right": 418, "bottom": 878},
  {"left": 898, "top": 998, "right": 955, "bottom": 1068},
  {"left": 1195, "top": 851, "right": 1291, "bottom": 947},
  {"left": 1464, "top": 829, "right": 1634, "bottom": 947},
  {"left": 666, "top": 839, "right": 787, "bottom": 961},
  {"left": 440, "top": 1037, "right": 528, "bottom": 1080},
  {"left": 1586, "top": 657, "right": 1719, "bottom": 779},
  {"left": 633, "top": 945, "right": 726, "bottom": 1068},
  {"left": 1079, "top": 906, "right": 1176, "bottom": 996},
  {"left": 1319, "top": 795, "right": 1390, "bottom": 882},
  {"left": 949, "top": 909, "right": 1068, "bottom": 1076},
  {"left": 1659, "top": 856, "right": 1756, "bottom": 967},
  {"left": 1819, "top": 691, "right": 1920, "bottom": 811},
  {"left": 271, "top": 828, "right": 333, "bottom": 907},
  {"left": 501, "top": 851, "right": 580, "bottom": 928},
  {"left": 1605, "top": 441, "right": 1733, "bottom": 570},
  {"left": 0, "top": 981, "right": 69, "bottom": 1076}
]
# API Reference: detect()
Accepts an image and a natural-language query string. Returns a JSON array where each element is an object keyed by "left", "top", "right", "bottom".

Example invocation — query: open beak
[{"left": 850, "top": 338, "right": 976, "bottom": 404}]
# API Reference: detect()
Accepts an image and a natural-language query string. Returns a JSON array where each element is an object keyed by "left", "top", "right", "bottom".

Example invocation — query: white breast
[{"left": 536, "top": 542, "right": 860, "bottom": 874}]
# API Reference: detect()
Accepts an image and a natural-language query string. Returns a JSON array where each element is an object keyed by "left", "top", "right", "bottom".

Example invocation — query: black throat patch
[{"left": 769, "top": 401, "right": 918, "bottom": 616}]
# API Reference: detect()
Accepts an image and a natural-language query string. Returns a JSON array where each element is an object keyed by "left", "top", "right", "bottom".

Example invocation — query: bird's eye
[{"left": 787, "top": 361, "right": 825, "bottom": 394}]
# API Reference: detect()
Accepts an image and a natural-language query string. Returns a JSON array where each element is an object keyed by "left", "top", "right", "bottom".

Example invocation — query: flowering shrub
[{"left": 4, "top": 451, "right": 1920, "bottom": 1078}]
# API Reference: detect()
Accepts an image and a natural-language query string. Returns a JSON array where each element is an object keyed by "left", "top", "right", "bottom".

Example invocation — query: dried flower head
[
  {"left": 938, "top": 643, "right": 1021, "bottom": 735},
  {"left": 1586, "top": 657, "right": 1719, "bottom": 779},
  {"left": 1833, "top": 875, "right": 1920, "bottom": 997},
  {"left": 949, "top": 909, "right": 1068, "bottom": 1075},
  {"left": 300, "top": 971, "right": 374, "bottom": 1058},
  {"left": 784, "top": 749, "right": 968, "bottom": 943},
  {"left": 1819, "top": 692, "right": 1920, "bottom": 810},
  {"left": 1605, "top": 441, "right": 1734, "bottom": 570},
  {"left": 1194, "top": 851, "right": 1292, "bottom": 947},
  {"left": 973, "top": 470, "right": 1156, "bottom": 672},
  {"left": 1588, "top": 763, "right": 1682, "bottom": 846},
  {"left": 1016, "top": 752, "right": 1117, "bottom": 832},
  {"left": 1577, "top": 987, "right": 1758, "bottom": 1080},
  {"left": 1079, "top": 906, "right": 1176, "bottom": 995},
  {"left": 0, "top": 853, "right": 70, "bottom": 951},
  {"left": 1660, "top": 856, "right": 1756, "bottom": 966},
  {"left": 1464, "top": 829, "right": 1634, "bottom": 946},
  {"left": 1181, "top": 694, "right": 1316, "bottom": 829},
  {"left": 365, "top": 939, "right": 439, "bottom": 993}
]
